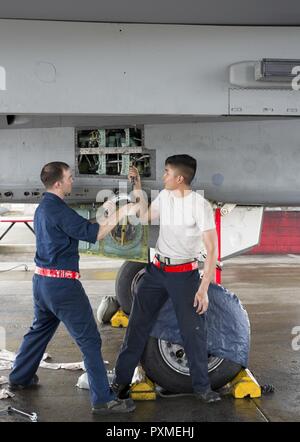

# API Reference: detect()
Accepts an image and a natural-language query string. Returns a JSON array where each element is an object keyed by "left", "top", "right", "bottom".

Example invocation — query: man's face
[
  {"left": 59, "top": 168, "right": 74, "bottom": 195},
  {"left": 163, "top": 164, "right": 182, "bottom": 190}
]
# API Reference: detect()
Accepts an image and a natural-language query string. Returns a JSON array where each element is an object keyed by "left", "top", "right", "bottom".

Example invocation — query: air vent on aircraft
[{"left": 255, "top": 59, "right": 300, "bottom": 82}]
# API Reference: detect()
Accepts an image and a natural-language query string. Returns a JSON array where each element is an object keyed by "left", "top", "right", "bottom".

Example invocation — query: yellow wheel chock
[
  {"left": 110, "top": 310, "right": 129, "bottom": 328},
  {"left": 127, "top": 368, "right": 261, "bottom": 401},
  {"left": 130, "top": 377, "right": 157, "bottom": 401},
  {"left": 227, "top": 368, "right": 261, "bottom": 399}
]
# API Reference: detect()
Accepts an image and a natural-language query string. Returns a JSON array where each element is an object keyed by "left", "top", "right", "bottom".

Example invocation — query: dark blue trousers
[
  {"left": 9, "top": 275, "right": 114, "bottom": 406},
  {"left": 115, "top": 263, "right": 211, "bottom": 393}
]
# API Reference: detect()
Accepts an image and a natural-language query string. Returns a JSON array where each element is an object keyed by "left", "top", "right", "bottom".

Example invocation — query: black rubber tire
[
  {"left": 115, "top": 261, "right": 147, "bottom": 315},
  {"left": 141, "top": 336, "right": 242, "bottom": 393}
]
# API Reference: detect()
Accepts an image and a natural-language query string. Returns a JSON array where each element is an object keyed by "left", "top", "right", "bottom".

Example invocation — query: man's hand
[
  {"left": 102, "top": 200, "right": 117, "bottom": 217},
  {"left": 193, "top": 288, "right": 209, "bottom": 315},
  {"left": 128, "top": 165, "right": 150, "bottom": 222},
  {"left": 97, "top": 203, "right": 136, "bottom": 241},
  {"left": 128, "top": 166, "right": 141, "bottom": 188},
  {"left": 95, "top": 200, "right": 117, "bottom": 225},
  {"left": 118, "top": 202, "right": 137, "bottom": 219}
]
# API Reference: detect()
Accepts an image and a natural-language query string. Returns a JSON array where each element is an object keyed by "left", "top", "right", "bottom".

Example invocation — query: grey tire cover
[{"left": 148, "top": 281, "right": 250, "bottom": 368}]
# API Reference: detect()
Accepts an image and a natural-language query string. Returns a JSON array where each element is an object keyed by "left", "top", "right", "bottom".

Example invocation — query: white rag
[
  {"left": 0, "top": 376, "right": 8, "bottom": 386},
  {"left": 0, "top": 349, "right": 108, "bottom": 371},
  {"left": 0, "top": 389, "right": 14, "bottom": 400}
]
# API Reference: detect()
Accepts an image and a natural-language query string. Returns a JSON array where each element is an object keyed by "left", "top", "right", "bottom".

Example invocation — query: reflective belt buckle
[{"left": 156, "top": 254, "right": 170, "bottom": 265}]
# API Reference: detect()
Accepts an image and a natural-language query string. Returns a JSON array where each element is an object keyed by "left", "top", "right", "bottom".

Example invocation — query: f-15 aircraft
[{"left": 1, "top": 0, "right": 300, "bottom": 394}]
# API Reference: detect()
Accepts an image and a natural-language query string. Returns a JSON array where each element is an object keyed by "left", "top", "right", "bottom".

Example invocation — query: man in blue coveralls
[
  {"left": 9, "top": 161, "right": 136, "bottom": 414},
  {"left": 112, "top": 155, "right": 221, "bottom": 403}
]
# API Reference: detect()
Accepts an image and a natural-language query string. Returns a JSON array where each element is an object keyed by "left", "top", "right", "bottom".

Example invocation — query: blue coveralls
[
  {"left": 115, "top": 262, "right": 211, "bottom": 394},
  {"left": 9, "top": 192, "right": 115, "bottom": 406}
]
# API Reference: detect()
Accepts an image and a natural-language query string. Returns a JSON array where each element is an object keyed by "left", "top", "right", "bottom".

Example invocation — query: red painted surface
[
  {"left": 247, "top": 211, "right": 300, "bottom": 254},
  {"left": 215, "top": 208, "right": 222, "bottom": 283}
]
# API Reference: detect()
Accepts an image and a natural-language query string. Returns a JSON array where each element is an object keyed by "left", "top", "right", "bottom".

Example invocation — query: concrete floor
[{"left": 0, "top": 252, "right": 300, "bottom": 422}]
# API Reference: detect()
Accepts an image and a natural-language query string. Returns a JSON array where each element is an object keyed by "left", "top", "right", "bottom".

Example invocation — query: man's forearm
[
  {"left": 199, "top": 250, "right": 218, "bottom": 291},
  {"left": 97, "top": 218, "right": 116, "bottom": 240}
]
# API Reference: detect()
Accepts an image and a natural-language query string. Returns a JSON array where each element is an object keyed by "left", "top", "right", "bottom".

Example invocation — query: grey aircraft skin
[{"left": 0, "top": 2, "right": 300, "bottom": 206}]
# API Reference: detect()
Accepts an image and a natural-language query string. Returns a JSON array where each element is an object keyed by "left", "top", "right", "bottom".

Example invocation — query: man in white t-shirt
[{"left": 113, "top": 155, "right": 221, "bottom": 403}]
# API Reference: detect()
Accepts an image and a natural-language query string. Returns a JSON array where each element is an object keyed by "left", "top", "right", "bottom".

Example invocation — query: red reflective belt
[
  {"left": 152, "top": 256, "right": 198, "bottom": 273},
  {"left": 35, "top": 267, "right": 81, "bottom": 279}
]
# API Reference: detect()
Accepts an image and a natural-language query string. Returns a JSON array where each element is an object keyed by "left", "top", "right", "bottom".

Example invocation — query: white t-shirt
[{"left": 151, "top": 189, "right": 215, "bottom": 259}]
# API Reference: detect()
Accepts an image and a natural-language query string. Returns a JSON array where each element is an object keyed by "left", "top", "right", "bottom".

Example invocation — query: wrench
[{"left": 7, "top": 406, "right": 38, "bottom": 422}]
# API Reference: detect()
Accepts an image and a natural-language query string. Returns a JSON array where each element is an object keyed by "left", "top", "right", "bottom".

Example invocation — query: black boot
[
  {"left": 195, "top": 389, "right": 221, "bottom": 403},
  {"left": 9, "top": 374, "right": 39, "bottom": 391},
  {"left": 92, "top": 398, "right": 135, "bottom": 414}
]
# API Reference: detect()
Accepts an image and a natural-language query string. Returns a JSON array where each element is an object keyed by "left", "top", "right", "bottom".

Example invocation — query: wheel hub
[{"left": 158, "top": 339, "right": 223, "bottom": 376}]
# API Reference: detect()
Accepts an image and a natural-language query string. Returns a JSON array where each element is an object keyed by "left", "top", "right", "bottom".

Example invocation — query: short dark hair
[
  {"left": 165, "top": 155, "right": 197, "bottom": 185},
  {"left": 40, "top": 162, "right": 70, "bottom": 189}
]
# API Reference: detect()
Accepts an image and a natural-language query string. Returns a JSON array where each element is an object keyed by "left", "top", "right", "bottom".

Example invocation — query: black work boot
[
  {"left": 9, "top": 374, "right": 39, "bottom": 391},
  {"left": 195, "top": 389, "right": 221, "bottom": 403},
  {"left": 92, "top": 398, "right": 136, "bottom": 415}
]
